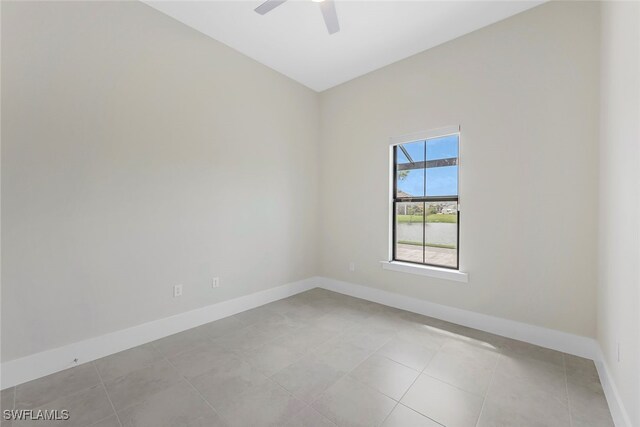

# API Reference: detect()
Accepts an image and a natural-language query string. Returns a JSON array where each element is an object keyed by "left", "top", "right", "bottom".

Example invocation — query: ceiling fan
[{"left": 254, "top": 0, "right": 340, "bottom": 35}]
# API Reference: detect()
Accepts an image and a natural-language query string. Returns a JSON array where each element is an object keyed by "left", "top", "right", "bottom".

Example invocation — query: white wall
[
  {"left": 598, "top": 1, "right": 640, "bottom": 425},
  {"left": 319, "top": 1, "right": 600, "bottom": 337},
  {"left": 1, "top": 1, "right": 319, "bottom": 362}
]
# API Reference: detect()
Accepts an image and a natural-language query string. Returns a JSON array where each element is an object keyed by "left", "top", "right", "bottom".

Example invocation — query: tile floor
[{"left": 1, "top": 289, "right": 614, "bottom": 427}]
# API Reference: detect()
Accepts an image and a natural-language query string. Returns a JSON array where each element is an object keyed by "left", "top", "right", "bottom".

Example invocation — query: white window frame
[{"left": 382, "top": 125, "right": 468, "bottom": 283}]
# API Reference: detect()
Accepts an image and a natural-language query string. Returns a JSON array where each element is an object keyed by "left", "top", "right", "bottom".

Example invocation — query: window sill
[{"left": 380, "top": 261, "right": 469, "bottom": 283}]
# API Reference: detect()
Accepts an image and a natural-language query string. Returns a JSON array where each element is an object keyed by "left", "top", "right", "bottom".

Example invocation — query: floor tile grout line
[
  {"left": 473, "top": 350, "right": 502, "bottom": 427},
  {"left": 381, "top": 343, "right": 448, "bottom": 427},
  {"left": 305, "top": 330, "right": 412, "bottom": 424},
  {"left": 419, "top": 337, "right": 447, "bottom": 375},
  {"left": 377, "top": 365, "right": 429, "bottom": 427},
  {"left": 299, "top": 403, "right": 338, "bottom": 426},
  {"left": 214, "top": 315, "right": 350, "bottom": 380},
  {"left": 418, "top": 369, "right": 487, "bottom": 399},
  {"left": 376, "top": 352, "right": 426, "bottom": 375},
  {"left": 210, "top": 310, "right": 350, "bottom": 363},
  {"left": 265, "top": 378, "right": 330, "bottom": 425},
  {"left": 89, "top": 412, "right": 121, "bottom": 427},
  {"left": 348, "top": 348, "right": 421, "bottom": 399},
  {"left": 274, "top": 323, "right": 393, "bottom": 409},
  {"left": 263, "top": 344, "right": 316, "bottom": 379},
  {"left": 243, "top": 310, "right": 367, "bottom": 383},
  {"left": 269, "top": 344, "right": 365, "bottom": 407},
  {"left": 11, "top": 368, "right": 108, "bottom": 415},
  {"left": 156, "top": 350, "right": 228, "bottom": 425},
  {"left": 391, "top": 402, "right": 447, "bottom": 427},
  {"left": 92, "top": 361, "right": 124, "bottom": 427},
  {"left": 379, "top": 401, "right": 401, "bottom": 426}
]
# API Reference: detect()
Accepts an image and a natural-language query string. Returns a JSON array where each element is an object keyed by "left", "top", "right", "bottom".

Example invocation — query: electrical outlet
[
  {"left": 212, "top": 277, "right": 220, "bottom": 288},
  {"left": 173, "top": 284, "right": 183, "bottom": 298},
  {"left": 349, "top": 262, "right": 355, "bottom": 272}
]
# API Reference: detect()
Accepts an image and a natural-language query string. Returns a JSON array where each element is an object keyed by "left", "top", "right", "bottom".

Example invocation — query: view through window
[{"left": 393, "top": 134, "right": 459, "bottom": 269}]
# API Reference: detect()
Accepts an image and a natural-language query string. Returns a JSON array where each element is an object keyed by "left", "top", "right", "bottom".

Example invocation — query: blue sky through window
[
  {"left": 397, "top": 169, "right": 425, "bottom": 196},
  {"left": 427, "top": 135, "right": 458, "bottom": 160},
  {"left": 396, "top": 134, "right": 458, "bottom": 197},
  {"left": 427, "top": 165, "right": 457, "bottom": 196},
  {"left": 397, "top": 140, "right": 425, "bottom": 164}
]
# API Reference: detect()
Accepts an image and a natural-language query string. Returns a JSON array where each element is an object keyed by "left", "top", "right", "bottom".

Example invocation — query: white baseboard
[
  {"left": 315, "top": 277, "right": 599, "bottom": 359},
  {"left": 0, "top": 277, "right": 318, "bottom": 390},
  {"left": 594, "top": 348, "right": 633, "bottom": 427}
]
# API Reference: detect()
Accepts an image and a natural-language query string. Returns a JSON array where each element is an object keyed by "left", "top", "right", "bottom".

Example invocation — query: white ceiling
[{"left": 144, "top": 0, "right": 544, "bottom": 92}]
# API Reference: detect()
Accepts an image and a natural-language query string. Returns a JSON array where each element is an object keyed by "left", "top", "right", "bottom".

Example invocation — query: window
[{"left": 392, "top": 132, "right": 459, "bottom": 269}]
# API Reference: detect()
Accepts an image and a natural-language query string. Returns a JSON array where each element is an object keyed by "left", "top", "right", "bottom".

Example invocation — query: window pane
[
  {"left": 397, "top": 168, "right": 425, "bottom": 197},
  {"left": 397, "top": 140, "right": 425, "bottom": 164},
  {"left": 426, "top": 165, "right": 458, "bottom": 196},
  {"left": 424, "top": 201, "right": 458, "bottom": 268},
  {"left": 426, "top": 135, "right": 458, "bottom": 161},
  {"left": 396, "top": 140, "right": 425, "bottom": 198},
  {"left": 394, "top": 202, "right": 424, "bottom": 263},
  {"left": 425, "top": 135, "right": 458, "bottom": 197}
]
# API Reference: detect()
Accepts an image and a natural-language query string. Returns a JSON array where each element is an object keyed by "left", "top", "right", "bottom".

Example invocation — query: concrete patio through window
[{"left": 395, "top": 244, "right": 456, "bottom": 268}]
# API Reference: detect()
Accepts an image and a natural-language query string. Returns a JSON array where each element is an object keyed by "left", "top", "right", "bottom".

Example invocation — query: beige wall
[
  {"left": 319, "top": 1, "right": 600, "bottom": 337},
  {"left": 1, "top": 1, "right": 319, "bottom": 361},
  {"left": 598, "top": 1, "right": 640, "bottom": 424}
]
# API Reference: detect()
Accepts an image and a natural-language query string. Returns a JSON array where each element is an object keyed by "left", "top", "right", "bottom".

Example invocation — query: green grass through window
[{"left": 396, "top": 214, "right": 457, "bottom": 224}]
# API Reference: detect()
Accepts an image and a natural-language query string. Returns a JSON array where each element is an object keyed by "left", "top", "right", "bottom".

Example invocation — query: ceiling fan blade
[
  {"left": 319, "top": 0, "right": 340, "bottom": 34},
  {"left": 254, "top": 0, "right": 287, "bottom": 15}
]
